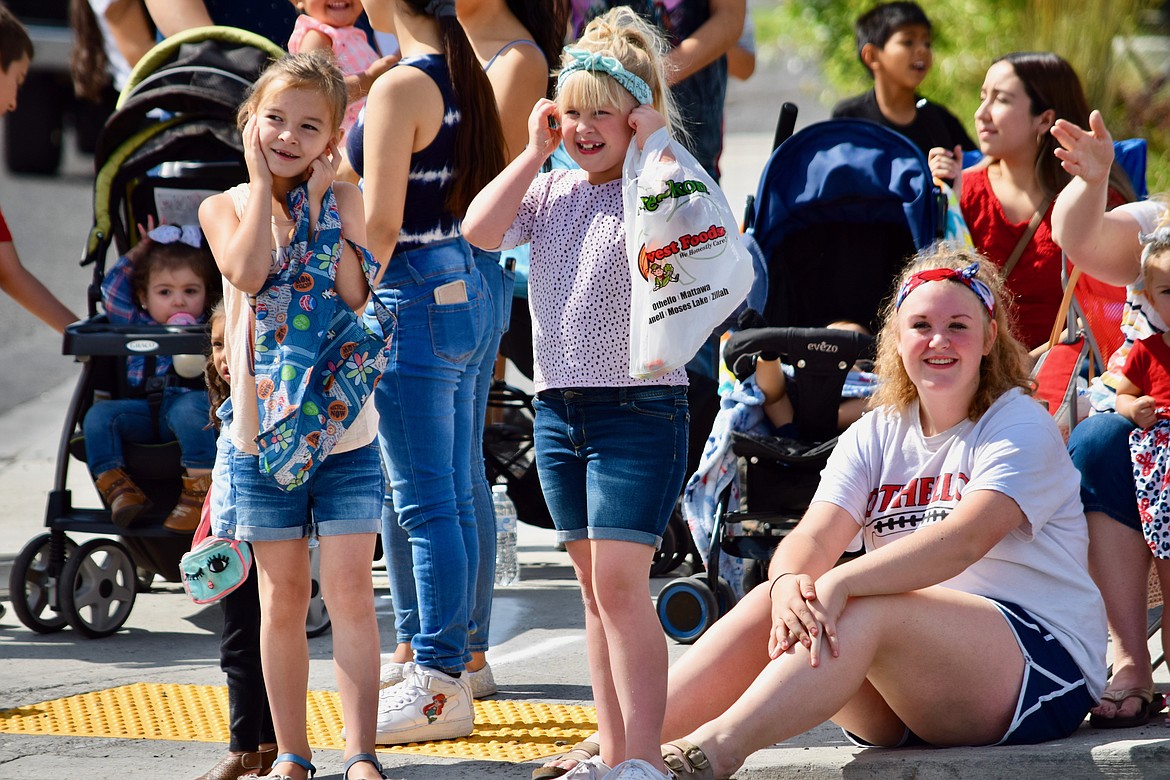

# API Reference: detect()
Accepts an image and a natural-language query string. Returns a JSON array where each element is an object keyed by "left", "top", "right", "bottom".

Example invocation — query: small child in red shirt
[{"left": 1119, "top": 228, "right": 1170, "bottom": 555}]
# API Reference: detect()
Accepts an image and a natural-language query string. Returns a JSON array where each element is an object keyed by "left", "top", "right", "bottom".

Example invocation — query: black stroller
[
  {"left": 6, "top": 28, "right": 285, "bottom": 638},
  {"left": 657, "top": 115, "right": 943, "bottom": 643}
]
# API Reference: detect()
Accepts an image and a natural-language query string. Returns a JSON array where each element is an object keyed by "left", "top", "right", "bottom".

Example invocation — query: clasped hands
[{"left": 767, "top": 571, "right": 848, "bottom": 667}]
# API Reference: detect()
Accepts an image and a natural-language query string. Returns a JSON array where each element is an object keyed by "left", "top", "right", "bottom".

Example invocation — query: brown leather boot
[
  {"left": 94, "top": 467, "right": 151, "bottom": 528},
  {"left": 196, "top": 745, "right": 277, "bottom": 780},
  {"left": 164, "top": 471, "right": 212, "bottom": 532}
]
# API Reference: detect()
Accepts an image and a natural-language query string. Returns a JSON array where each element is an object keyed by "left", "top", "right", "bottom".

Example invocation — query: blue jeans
[
  {"left": 83, "top": 388, "right": 216, "bottom": 475},
  {"left": 1067, "top": 412, "right": 1140, "bottom": 531},
  {"left": 373, "top": 238, "right": 492, "bottom": 673},
  {"left": 533, "top": 385, "right": 689, "bottom": 547},
  {"left": 382, "top": 247, "right": 512, "bottom": 654}
]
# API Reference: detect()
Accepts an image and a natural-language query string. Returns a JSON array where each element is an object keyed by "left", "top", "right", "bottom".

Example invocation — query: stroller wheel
[
  {"left": 656, "top": 576, "right": 719, "bottom": 644},
  {"left": 306, "top": 544, "right": 331, "bottom": 638},
  {"left": 9, "top": 533, "right": 78, "bottom": 634},
  {"left": 59, "top": 539, "right": 137, "bottom": 639}
]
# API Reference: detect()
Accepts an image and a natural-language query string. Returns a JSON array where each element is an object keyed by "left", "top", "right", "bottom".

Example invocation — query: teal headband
[{"left": 558, "top": 47, "right": 653, "bottom": 106}]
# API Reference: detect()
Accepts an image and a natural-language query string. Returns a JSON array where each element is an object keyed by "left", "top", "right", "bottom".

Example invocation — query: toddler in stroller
[{"left": 83, "top": 224, "right": 221, "bottom": 532}]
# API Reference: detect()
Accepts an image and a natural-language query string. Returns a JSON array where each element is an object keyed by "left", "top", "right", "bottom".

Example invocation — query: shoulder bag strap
[
  {"left": 1001, "top": 197, "right": 1052, "bottom": 280},
  {"left": 1047, "top": 265, "right": 1083, "bottom": 351}
]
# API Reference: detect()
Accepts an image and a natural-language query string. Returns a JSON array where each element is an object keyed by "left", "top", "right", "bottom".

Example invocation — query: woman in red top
[{"left": 929, "top": 52, "right": 1132, "bottom": 350}]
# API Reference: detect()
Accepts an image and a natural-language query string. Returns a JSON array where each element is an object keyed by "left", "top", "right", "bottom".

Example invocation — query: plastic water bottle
[{"left": 492, "top": 484, "right": 520, "bottom": 586}]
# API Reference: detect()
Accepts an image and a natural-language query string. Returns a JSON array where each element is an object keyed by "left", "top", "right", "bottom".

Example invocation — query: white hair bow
[{"left": 148, "top": 224, "right": 203, "bottom": 248}]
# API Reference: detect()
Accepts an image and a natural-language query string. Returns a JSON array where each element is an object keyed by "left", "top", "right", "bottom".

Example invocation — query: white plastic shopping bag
[{"left": 623, "top": 128, "right": 753, "bottom": 379}]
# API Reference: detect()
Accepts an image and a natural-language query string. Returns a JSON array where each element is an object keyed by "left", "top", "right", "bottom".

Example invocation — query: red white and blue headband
[
  {"left": 558, "top": 48, "right": 653, "bottom": 106},
  {"left": 894, "top": 262, "right": 995, "bottom": 317}
]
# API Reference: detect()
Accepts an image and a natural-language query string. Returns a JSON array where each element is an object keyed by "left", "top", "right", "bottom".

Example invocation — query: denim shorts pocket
[
  {"left": 626, "top": 392, "right": 687, "bottom": 422},
  {"left": 428, "top": 300, "right": 479, "bottom": 364}
]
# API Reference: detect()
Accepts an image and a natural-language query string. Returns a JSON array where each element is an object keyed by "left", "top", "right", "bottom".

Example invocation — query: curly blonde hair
[
  {"left": 555, "top": 6, "right": 683, "bottom": 141},
  {"left": 869, "top": 245, "right": 1033, "bottom": 419}
]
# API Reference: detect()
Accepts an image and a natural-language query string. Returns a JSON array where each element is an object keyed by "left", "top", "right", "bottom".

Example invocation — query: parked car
[{"left": 5, "top": 0, "right": 115, "bottom": 175}]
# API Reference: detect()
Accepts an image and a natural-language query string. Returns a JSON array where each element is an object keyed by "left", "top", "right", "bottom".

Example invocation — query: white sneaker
[
  {"left": 562, "top": 754, "right": 613, "bottom": 779},
  {"left": 375, "top": 662, "right": 474, "bottom": 744},
  {"left": 378, "top": 659, "right": 406, "bottom": 689},
  {"left": 603, "top": 758, "right": 671, "bottom": 779},
  {"left": 382, "top": 660, "right": 497, "bottom": 697},
  {"left": 467, "top": 662, "right": 498, "bottom": 698}
]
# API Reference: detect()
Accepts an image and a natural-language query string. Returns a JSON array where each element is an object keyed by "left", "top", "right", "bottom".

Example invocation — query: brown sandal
[
  {"left": 661, "top": 739, "right": 716, "bottom": 779},
  {"left": 1089, "top": 686, "right": 1161, "bottom": 729},
  {"left": 532, "top": 740, "right": 601, "bottom": 780}
]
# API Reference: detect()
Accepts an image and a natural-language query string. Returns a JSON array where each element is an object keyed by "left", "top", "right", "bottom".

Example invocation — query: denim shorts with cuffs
[
  {"left": 533, "top": 385, "right": 688, "bottom": 548},
  {"left": 224, "top": 442, "right": 384, "bottom": 542},
  {"left": 1067, "top": 412, "right": 1141, "bottom": 532}
]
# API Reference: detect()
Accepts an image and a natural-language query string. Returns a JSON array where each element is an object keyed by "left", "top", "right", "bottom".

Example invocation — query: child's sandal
[{"left": 344, "top": 752, "right": 387, "bottom": 779}]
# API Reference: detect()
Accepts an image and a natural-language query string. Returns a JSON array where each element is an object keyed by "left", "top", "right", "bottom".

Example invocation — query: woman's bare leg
[
  {"left": 1087, "top": 511, "right": 1154, "bottom": 720},
  {"left": 662, "top": 582, "right": 774, "bottom": 740},
  {"left": 680, "top": 589, "right": 1025, "bottom": 778}
]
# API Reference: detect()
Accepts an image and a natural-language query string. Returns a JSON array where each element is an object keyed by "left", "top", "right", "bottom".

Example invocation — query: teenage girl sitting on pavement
[{"left": 653, "top": 246, "right": 1106, "bottom": 779}]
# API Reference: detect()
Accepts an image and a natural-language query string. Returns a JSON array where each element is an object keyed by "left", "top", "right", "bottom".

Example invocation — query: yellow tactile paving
[{"left": 0, "top": 683, "right": 598, "bottom": 763}]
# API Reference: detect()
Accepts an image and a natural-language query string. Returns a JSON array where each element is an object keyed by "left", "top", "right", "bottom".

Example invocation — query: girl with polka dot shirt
[{"left": 464, "top": 8, "right": 689, "bottom": 780}]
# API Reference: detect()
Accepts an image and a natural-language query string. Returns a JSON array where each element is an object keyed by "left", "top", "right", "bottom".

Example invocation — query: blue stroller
[{"left": 658, "top": 115, "right": 944, "bottom": 643}]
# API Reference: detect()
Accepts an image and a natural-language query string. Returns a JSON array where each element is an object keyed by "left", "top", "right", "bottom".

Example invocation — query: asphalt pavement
[{"left": 2, "top": 38, "right": 1170, "bottom": 780}]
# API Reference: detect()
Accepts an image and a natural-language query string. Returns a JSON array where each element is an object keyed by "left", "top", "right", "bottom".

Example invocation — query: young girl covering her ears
[
  {"left": 463, "top": 8, "right": 689, "bottom": 779},
  {"left": 199, "top": 51, "right": 389, "bottom": 780}
]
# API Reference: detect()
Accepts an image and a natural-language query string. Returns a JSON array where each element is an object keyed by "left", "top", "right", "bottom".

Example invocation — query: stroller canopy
[
  {"left": 746, "top": 119, "right": 942, "bottom": 332},
  {"left": 97, "top": 26, "right": 284, "bottom": 166}
]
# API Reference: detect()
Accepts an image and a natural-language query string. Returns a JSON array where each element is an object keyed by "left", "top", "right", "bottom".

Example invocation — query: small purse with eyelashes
[{"left": 180, "top": 490, "right": 252, "bottom": 604}]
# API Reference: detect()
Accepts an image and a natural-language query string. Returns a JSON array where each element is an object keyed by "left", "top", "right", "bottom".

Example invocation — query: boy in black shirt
[{"left": 831, "top": 1, "right": 974, "bottom": 158}]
